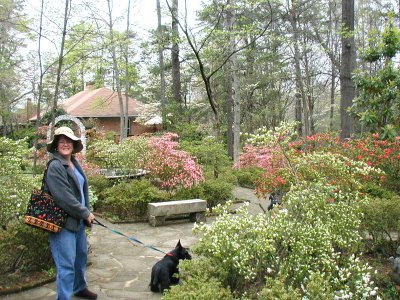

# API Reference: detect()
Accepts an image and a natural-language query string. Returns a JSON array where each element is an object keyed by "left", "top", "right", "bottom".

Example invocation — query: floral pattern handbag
[{"left": 24, "top": 159, "right": 68, "bottom": 233}]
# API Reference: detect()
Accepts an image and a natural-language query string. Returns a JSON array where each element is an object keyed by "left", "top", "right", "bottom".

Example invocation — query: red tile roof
[
  {"left": 62, "top": 87, "right": 143, "bottom": 118},
  {"left": 29, "top": 87, "right": 143, "bottom": 120}
]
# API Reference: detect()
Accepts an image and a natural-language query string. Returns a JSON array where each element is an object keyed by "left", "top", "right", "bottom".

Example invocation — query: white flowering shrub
[
  {"left": 192, "top": 184, "right": 379, "bottom": 298},
  {"left": 193, "top": 202, "right": 277, "bottom": 288},
  {"left": 0, "top": 137, "right": 38, "bottom": 228},
  {"left": 88, "top": 136, "right": 150, "bottom": 170}
]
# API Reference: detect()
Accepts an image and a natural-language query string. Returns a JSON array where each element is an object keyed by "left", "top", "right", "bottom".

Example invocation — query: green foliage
[
  {"left": 258, "top": 277, "right": 301, "bottom": 300},
  {"left": 0, "top": 221, "right": 53, "bottom": 274},
  {"left": 162, "top": 277, "right": 233, "bottom": 300},
  {"left": 361, "top": 192, "right": 400, "bottom": 254},
  {"left": 102, "top": 179, "right": 168, "bottom": 220},
  {"left": 202, "top": 179, "right": 233, "bottom": 208},
  {"left": 0, "top": 137, "right": 38, "bottom": 228},
  {"left": 233, "top": 167, "right": 264, "bottom": 188},
  {"left": 181, "top": 137, "right": 232, "bottom": 179},
  {"left": 88, "top": 136, "right": 150, "bottom": 170},
  {"left": 10, "top": 126, "right": 36, "bottom": 147},
  {"left": 174, "top": 178, "right": 233, "bottom": 209},
  {"left": 88, "top": 175, "right": 114, "bottom": 207},
  {"left": 162, "top": 258, "right": 233, "bottom": 300},
  {"left": 39, "top": 108, "right": 67, "bottom": 126},
  {"left": 351, "top": 16, "right": 400, "bottom": 136}
]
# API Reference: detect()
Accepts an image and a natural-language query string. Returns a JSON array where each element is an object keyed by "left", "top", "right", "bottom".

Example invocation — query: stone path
[{"left": 2, "top": 187, "right": 266, "bottom": 300}]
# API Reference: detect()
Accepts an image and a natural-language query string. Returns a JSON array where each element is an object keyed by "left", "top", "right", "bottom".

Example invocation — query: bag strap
[{"left": 40, "top": 159, "right": 56, "bottom": 191}]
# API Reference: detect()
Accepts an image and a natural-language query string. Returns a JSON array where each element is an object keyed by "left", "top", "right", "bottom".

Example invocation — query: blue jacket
[{"left": 45, "top": 152, "right": 91, "bottom": 232}]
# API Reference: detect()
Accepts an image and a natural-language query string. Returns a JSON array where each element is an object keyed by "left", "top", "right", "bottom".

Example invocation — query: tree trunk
[
  {"left": 227, "top": 4, "right": 241, "bottom": 164},
  {"left": 340, "top": 0, "right": 356, "bottom": 139},
  {"left": 225, "top": 2, "right": 234, "bottom": 159},
  {"left": 295, "top": 92, "right": 302, "bottom": 136},
  {"left": 124, "top": 0, "right": 131, "bottom": 137},
  {"left": 157, "top": 0, "right": 166, "bottom": 125},
  {"left": 290, "top": 1, "right": 309, "bottom": 137},
  {"left": 107, "top": 0, "right": 125, "bottom": 141},
  {"left": 50, "top": 0, "right": 70, "bottom": 135},
  {"left": 232, "top": 55, "right": 241, "bottom": 165},
  {"left": 33, "top": 0, "right": 45, "bottom": 175},
  {"left": 171, "top": 0, "right": 182, "bottom": 108}
]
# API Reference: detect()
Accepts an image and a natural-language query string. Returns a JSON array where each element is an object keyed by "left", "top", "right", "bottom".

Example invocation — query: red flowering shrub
[{"left": 146, "top": 133, "right": 205, "bottom": 190}]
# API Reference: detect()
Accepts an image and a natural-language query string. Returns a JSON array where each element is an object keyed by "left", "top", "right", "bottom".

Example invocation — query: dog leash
[{"left": 93, "top": 218, "right": 166, "bottom": 254}]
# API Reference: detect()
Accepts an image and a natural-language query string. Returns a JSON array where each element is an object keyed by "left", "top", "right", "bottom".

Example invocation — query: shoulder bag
[{"left": 24, "top": 159, "right": 68, "bottom": 233}]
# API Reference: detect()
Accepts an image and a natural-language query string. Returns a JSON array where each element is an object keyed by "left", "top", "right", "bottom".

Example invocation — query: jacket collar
[{"left": 50, "top": 152, "right": 85, "bottom": 189}]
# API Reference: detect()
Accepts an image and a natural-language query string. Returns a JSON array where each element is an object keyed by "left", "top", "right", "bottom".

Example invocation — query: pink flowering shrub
[
  {"left": 235, "top": 145, "right": 274, "bottom": 171},
  {"left": 146, "top": 133, "right": 205, "bottom": 190}
]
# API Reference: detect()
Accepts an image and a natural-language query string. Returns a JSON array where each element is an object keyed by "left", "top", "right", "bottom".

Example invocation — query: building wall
[
  {"left": 130, "top": 121, "right": 162, "bottom": 135},
  {"left": 88, "top": 118, "right": 161, "bottom": 141},
  {"left": 97, "top": 117, "right": 120, "bottom": 133}
]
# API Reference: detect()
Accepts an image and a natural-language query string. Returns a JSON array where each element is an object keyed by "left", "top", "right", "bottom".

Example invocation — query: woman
[{"left": 46, "top": 126, "right": 97, "bottom": 300}]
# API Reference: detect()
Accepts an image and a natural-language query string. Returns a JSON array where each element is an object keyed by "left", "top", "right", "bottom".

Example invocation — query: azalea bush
[
  {"left": 88, "top": 136, "right": 149, "bottom": 170},
  {"left": 167, "top": 122, "right": 388, "bottom": 299},
  {"left": 88, "top": 133, "right": 204, "bottom": 191},
  {"left": 289, "top": 132, "right": 400, "bottom": 192},
  {"left": 147, "top": 133, "right": 205, "bottom": 190},
  {"left": 185, "top": 182, "right": 380, "bottom": 299}
]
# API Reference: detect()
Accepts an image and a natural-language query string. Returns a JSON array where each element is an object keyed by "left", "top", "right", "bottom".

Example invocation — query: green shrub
[
  {"left": 258, "top": 277, "right": 301, "bottom": 300},
  {"left": 162, "top": 277, "right": 233, "bottom": 300},
  {"left": 88, "top": 175, "right": 114, "bottom": 210},
  {"left": 0, "top": 137, "right": 37, "bottom": 228},
  {"left": 173, "top": 184, "right": 204, "bottom": 200},
  {"left": 181, "top": 137, "right": 232, "bottom": 180},
  {"left": 173, "top": 178, "right": 233, "bottom": 209},
  {"left": 361, "top": 193, "right": 400, "bottom": 255},
  {"left": 0, "top": 221, "right": 53, "bottom": 274},
  {"left": 163, "top": 258, "right": 233, "bottom": 300},
  {"left": 233, "top": 167, "right": 264, "bottom": 188},
  {"left": 102, "top": 179, "right": 168, "bottom": 220},
  {"left": 202, "top": 179, "right": 233, "bottom": 208},
  {"left": 11, "top": 127, "right": 36, "bottom": 147}
]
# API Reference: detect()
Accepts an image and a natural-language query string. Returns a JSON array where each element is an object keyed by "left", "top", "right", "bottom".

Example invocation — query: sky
[{"left": 23, "top": 0, "right": 202, "bottom": 54}]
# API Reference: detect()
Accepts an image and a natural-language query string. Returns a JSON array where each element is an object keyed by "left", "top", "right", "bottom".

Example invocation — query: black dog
[
  {"left": 150, "top": 240, "right": 191, "bottom": 293},
  {"left": 267, "top": 190, "right": 285, "bottom": 211}
]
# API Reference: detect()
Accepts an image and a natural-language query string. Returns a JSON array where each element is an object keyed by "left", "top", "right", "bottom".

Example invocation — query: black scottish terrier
[{"left": 150, "top": 240, "right": 191, "bottom": 293}]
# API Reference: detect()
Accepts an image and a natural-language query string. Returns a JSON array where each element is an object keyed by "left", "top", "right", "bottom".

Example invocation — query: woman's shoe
[{"left": 74, "top": 288, "right": 98, "bottom": 299}]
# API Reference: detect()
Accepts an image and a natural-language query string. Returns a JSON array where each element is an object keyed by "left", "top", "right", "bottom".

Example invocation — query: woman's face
[{"left": 57, "top": 135, "right": 74, "bottom": 158}]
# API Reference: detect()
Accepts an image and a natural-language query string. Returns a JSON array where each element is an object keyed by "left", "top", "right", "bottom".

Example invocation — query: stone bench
[{"left": 148, "top": 199, "right": 207, "bottom": 227}]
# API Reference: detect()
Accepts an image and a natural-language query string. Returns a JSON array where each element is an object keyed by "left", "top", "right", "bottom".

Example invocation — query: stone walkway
[{"left": 2, "top": 187, "right": 266, "bottom": 300}]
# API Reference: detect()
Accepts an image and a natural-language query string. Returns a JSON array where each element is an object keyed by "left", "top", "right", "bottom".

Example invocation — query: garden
[{"left": 0, "top": 122, "right": 399, "bottom": 299}]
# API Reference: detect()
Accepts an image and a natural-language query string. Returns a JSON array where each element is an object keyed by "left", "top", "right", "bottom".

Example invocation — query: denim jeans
[{"left": 50, "top": 222, "right": 87, "bottom": 300}]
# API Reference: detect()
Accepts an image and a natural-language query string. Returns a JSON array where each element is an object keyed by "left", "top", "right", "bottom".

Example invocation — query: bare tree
[
  {"left": 288, "top": 0, "right": 310, "bottom": 137},
  {"left": 166, "top": 0, "right": 272, "bottom": 138},
  {"left": 50, "top": 0, "right": 71, "bottom": 135},
  {"left": 106, "top": 0, "right": 126, "bottom": 141},
  {"left": 33, "top": 0, "right": 45, "bottom": 174}
]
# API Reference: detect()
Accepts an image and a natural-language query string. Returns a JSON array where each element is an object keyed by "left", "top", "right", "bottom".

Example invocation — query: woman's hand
[{"left": 86, "top": 212, "right": 95, "bottom": 225}]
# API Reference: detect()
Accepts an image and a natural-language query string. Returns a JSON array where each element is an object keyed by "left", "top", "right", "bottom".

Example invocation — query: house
[{"left": 30, "top": 84, "right": 161, "bottom": 136}]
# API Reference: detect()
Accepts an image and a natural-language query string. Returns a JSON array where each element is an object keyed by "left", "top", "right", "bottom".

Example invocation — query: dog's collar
[{"left": 166, "top": 252, "right": 174, "bottom": 257}]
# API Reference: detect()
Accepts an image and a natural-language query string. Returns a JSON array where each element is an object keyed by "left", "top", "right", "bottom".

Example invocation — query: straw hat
[{"left": 47, "top": 126, "right": 83, "bottom": 154}]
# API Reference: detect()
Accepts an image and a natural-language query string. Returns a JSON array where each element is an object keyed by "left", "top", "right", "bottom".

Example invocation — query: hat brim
[{"left": 47, "top": 134, "right": 83, "bottom": 154}]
